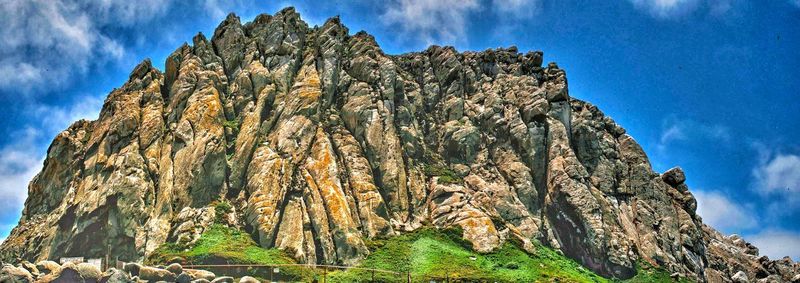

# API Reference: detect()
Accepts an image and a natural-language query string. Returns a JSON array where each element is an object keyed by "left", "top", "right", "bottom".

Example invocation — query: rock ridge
[{"left": 1, "top": 7, "right": 798, "bottom": 282}]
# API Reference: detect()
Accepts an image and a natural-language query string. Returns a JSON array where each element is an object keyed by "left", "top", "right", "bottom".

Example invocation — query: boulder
[
  {"left": 662, "top": 166, "right": 686, "bottom": 187},
  {"left": 166, "top": 263, "right": 183, "bottom": 275},
  {"left": 184, "top": 269, "right": 216, "bottom": 281},
  {"left": 99, "top": 268, "right": 133, "bottom": 283},
  {"left": 122, "top": 262, "right": 141, "bottom": 277},
  {"left": 35, "top": 261, "right": 60, "bottom": 275},
  {"left": 76, "top": 262, "right": 102, "bottom": 281},
  {"left": 176, "top": 272, "right": 192, "bottom": 283},
  {"left": 210, "top": 276, "right": 234, "bottom": 283},
  {"left": 0, "top": 264, "right": 34, "bottom": 282},
  {"left": 731, "top": 270, "right": 749, "bottom": 283},
  {"left": 239, "top": 276, "right": 260, "bottom": 283},
  {"left": 137, "top": 266, "right": 176, "bottom": 282}
]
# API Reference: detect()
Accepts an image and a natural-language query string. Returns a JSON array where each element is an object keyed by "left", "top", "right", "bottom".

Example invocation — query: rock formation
[{"left": 1, "top": 7, "right": 797, "bottom": 282}]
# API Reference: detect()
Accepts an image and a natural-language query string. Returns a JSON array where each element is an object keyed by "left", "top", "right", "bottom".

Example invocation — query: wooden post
[{"left": 323, "top": 266, "right": 327, "bottom": 283}]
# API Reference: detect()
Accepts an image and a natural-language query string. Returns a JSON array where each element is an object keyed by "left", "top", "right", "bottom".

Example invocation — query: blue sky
[{"left": 1, "top": 0, "right": 798, "bottom": 260}]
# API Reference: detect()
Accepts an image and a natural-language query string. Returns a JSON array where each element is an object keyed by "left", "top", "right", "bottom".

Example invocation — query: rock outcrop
[{"left": 1, "top": 7, "right": 797, "bottom": 282}]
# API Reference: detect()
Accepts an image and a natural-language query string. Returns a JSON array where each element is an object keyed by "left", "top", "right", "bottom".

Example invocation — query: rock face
[{"left": 0, "top": 7, "right": 797, "bottom": 282}]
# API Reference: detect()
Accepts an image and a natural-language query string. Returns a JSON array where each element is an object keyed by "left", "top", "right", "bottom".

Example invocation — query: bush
[
  {"left": 214, "top": 201, "right": 232, "bottom": 224},
  {"left": 422, "top": 164, "right": 462, "bottom": 184}
]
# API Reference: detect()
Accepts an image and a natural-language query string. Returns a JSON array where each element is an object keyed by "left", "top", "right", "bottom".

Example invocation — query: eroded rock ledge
[{"left": 1, "top": 7, "right": 798, "bottom": 282}]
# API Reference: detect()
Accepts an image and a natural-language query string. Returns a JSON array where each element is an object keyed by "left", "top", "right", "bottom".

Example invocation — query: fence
[{"left": 180, "top": 263, "right": 408, "bottom": 282}]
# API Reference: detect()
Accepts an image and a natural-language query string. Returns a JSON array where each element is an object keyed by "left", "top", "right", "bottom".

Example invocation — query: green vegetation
[
  {"left": 213, "top": 200, "right": 232, "bottom": 224},
  {"left": 422, "top": 164, "right": 462, "bottom": 185},
  {"left": 327, "top": 228, "right": 692, "bottom": 283},
  {"left": 222, "top": 119, "right": 239, "bottom": 130},
  {"left": 148, "top": 225, "right": 689, "bottom": 282},
  {"left": 147, "top": 225, "right": 312, "bottom": 281},
  {"left": 623, "top": 261, "right": 693, "bottom": 283}
]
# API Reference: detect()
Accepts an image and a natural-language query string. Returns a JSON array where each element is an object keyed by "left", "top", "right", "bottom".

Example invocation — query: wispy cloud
[
  {"left": 750, "top": 147, "right": 800, "bottom": 217},
  {"left": 492, "top": 0, "right": 541, "bottom": 20},
  {"left": 656, "top": 116, "right": 731, "bottom": 152},
  {"left": 380, "top": 0, "right": 541, "bottom": 47},
  {"left": 694, "top": 190, "right": 757, "bottom": 231},
  {"left": 628, "top": 0, "right": 738, "bottom": 19},
  {"left": 381, "top": 0, "right": 481, "bottom": 46},
  {"left": 747, "top": 230, "right": 800, "bottom": 261},
  {"left": 0, "top": 95, "right": 102, "bottom": 232}
]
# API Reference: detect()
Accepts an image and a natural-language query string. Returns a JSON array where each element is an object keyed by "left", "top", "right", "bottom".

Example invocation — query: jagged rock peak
[{"left": 1, "top": 7, "right": 797, "bottom": 283}]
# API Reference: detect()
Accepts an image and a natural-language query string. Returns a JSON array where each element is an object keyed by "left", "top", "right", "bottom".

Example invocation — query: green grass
[
  {"left": 422, "top": 164, "right": 463, "bottom": 185},
  {"left": 148, "top": 225, "right": 690, "bottom": 282},
  {"left": 146, "top": 225, "right": 312, "bottom": 281},
  {"left": 327, "top": 228, "right": 693, "bottom": 283},
  {"left": 222, "top": 119, "right": 239, "bottom": 129}
]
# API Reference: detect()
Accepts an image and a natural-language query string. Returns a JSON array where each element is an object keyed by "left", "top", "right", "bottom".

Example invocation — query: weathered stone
[
  {"left": 137, "top": 266, "right": 176, "bottom": 282},
  {"left": 0, "top": 7, "right": 795, "bottom": 283},
  {"left": 210, "top": 276, "right": 234, "bottom": 283},
  {"left": 183, "top": 269, "right": 215, "bottom": 281},
  {"left": 76, "top": 262, "right": 102, "bottom": 281},
  {"left": 662, "top": 167, "right": 686, "bottom": 187},
  {"left": 732, "top": 270, "right": 750, "bottom": 283},
  {"left": 239, "top": 276, "right": 260, "bottom": 283},
  {"left": 35, "top": 261, "right": 60, "bottom": 275},
  {"left": 99, "top": 268, "right": 133, "bottom": 283},
  {"left": 0, "top": 264, "right": 33, "bottom": 282}
]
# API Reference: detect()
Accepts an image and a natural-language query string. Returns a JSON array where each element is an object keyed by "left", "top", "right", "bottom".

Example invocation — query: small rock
[
  {"left": 239, "top": 276, "right": 260, "bottom": 283},
  {"left": 176, "top": 272, "right": 192, "bottom": 283},
  {"left": 76, "top": 262, "right": 102, "bottom": 281},
  {"left": 731, "top": 270, "right": 749, "bottom": 283},
  {"left": 100, "top": 268, "right": 133, "bottom": 283},
  {"left": 122, "top": 262, "right": 142, "bottom": 277},
  {"left": 790, "top": 274, "right": 800, "bottom": 283},
  {"left": 191, "top": 279, "right": 211, "bottom": 283},
  {"left": 184, "top": 269, "right": 216, "bottom": 281},
  {"left": 211, "top": 276, "right": 234, "bottom": 283},
  {"left": 166, "top": 263, "right": 183, "bottom": 275},
  {"left": 138, "top": 266, "right": 177, "bottom": 282}
]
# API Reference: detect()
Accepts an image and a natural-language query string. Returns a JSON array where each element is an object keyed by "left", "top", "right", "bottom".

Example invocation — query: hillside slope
[{"left": 1, "top": 7, "right": 797, "bottom": 282}]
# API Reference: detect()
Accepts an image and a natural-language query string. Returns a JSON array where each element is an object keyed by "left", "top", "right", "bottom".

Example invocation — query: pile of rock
[{"left": 0, "top": 261, "right": 262, "bottom": 283}]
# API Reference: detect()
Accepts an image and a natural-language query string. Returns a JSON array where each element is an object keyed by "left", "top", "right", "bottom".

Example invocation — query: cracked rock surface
[{"left": 1, "top": 8, "right": 797, "bottom": 282}]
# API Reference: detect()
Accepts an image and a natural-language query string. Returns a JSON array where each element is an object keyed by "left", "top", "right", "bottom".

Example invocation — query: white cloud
[
  {"left": 628, "top": 0, "right": 738, "bottom": 19},
  {"left": 0, "top": 128, "right": 46, "bottom": 221},
  {"left": 0, "top": 95, "right": 102, "bottom": 229},
  {"left": 753, "top": 153, "right": 800, "bottom": 195},
  {"left": 382, "top": 0, "right": 481, "bottom": 46},
  {"left": 695, "top": 190, "right": 758, "bottom": 231},
  {"left": 750, "top": 151, "right": 800, "bottom": 216},
  {"left": 656, "top": 116, "right": 731, "bottom": 152},
  {"left": 492, "top": 0, "right": 541, "bottom": 20},
  {"left": 747, "top": 230, "right": 800, "bottom": 261},
  {"left": 0, "top": 0, "right": 182, "bottom": 93},
  {"left": 381, "top": 0, "right": 543, "bottom": 46}
]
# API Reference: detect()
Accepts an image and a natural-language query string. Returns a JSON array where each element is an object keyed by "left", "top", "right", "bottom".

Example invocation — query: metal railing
[{"left": 180, "top": 263, "right": 408, "bottom": 282}]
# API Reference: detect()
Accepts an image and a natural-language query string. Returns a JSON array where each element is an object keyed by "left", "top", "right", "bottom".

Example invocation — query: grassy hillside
[
  {"left": 148, "top": 225, "right": 689, "bottom": 282},
  {"left": 328, "top": 228, "right": 690, "bottom": 283},
  {"left": 147, "top": 224, "right": 312, "bottom": 281}
]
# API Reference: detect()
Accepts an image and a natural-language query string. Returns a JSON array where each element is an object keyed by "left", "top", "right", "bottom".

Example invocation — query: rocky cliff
[{"left": 1, "top": 7, "right": 797, "bottom": 282}]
